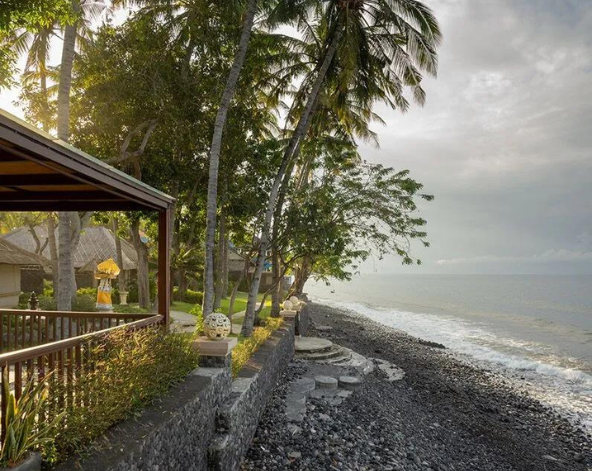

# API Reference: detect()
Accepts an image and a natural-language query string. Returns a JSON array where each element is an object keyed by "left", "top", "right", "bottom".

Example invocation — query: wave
[{"left": 313, "top": 296, "right": 592, "bottom": 432}]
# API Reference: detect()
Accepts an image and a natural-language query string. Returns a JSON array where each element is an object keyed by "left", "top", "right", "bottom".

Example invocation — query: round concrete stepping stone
[
  {"left": 338, "top": 376, "right": 362, "bottom": 390},
  {"left": 295, "top": 337, "right": 333, "bottom": 353},
  {"left": 314, "top": 375, "right": 338, "bottom": 390}
]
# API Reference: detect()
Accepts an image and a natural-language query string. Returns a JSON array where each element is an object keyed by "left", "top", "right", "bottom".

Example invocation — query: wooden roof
[
  {"left": 0, "top": 110, "right": 174, "bottom": 212},
  {"left": 3, "top": 225, "right": 138, "bottom": 271},
  {"left": 0, "top": 238, "right": 48, "bottom": 266}
]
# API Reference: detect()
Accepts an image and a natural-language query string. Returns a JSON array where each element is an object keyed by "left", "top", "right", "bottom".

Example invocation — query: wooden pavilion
[{"left": 0, "top": 109, "right": 173, "bottom": 322}]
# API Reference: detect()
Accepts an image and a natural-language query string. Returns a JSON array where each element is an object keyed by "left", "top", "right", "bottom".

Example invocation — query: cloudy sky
[
  {"left": 358, "top": 0, "right": 592, "bottom": 275},
  {"left": 2, "top": 0, "right": 591, "bottom": 275}
]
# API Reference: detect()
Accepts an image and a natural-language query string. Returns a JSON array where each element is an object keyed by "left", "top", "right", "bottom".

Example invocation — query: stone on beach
[
  {"left": 338, "top": 376, "right": 362, "bottom": 390},
  {"left": 314, "top": 375, "right": 338, "bottom": 389}
]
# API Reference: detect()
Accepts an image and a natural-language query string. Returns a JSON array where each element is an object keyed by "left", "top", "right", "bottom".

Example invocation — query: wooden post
[{"left": 158, "top": 208, "right": 171, "bottom": 325}]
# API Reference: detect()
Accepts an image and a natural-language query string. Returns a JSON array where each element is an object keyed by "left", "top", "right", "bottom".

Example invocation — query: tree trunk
[
  {"left": 242, "top": 28, "right": 343, "bottom": 337},
  {"left": 57, "top": 212, "right": 74, "bottom": 311},
  {"left": 222, "top": 231, "right": 229, "bottom": 297},
  {"left": 112, "top": 216, "right": 127, "bottom": 292},
  {"left": 46, "top": 216, "right": 59, "bottom": 299},
  {"left": 130, "top": 219, "right": 150, "bottom": 309},
  {"left": 290, "top": 257, "right": 312, "bottom": 296},
  {"left": 203, "top": 0, "right": 258, "bottom": 317},
  {"left": 56, "top": 2, "right": 79, "bottom": 312},
  {"left": 271, "top": 248, "right": 281, "bottom": 317},
  {"left": 57, "top": 0, "right": 77, "bottom": 142},
  {"left": 214, "top": 207, "right": 226, "bottom": 310}
]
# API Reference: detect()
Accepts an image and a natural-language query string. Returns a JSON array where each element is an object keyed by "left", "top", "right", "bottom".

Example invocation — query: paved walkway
[{"left": 170, "top": 309, "right": 245, "bottom": 335}]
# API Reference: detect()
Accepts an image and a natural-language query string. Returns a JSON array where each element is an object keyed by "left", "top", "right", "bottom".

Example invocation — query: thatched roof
[
  {"left": 0, "top": 239, "right": 48, "bottom": 266},
  {"left": 3, "top": 225, "right": 138, "bottom": 271}
]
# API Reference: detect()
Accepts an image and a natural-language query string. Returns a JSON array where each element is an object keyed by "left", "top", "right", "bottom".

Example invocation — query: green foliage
[
  {"left": 231, "top": 318, "right": 283, "bottom": 377},
  {"left": 71, "top": 294, "right": 97, "bottom": 313},
  {"left": 173, "top": 288, "right": 203, "bottom": 305},
  {"left": 191, "top": 305, "right": 204, "bottom": 336},
  {"left": 42, "top": 279, "right": 53, "bottom": 298},
  {"left": 0, "top": 370, "right": 63, "bottom": 467},
  {"left": 76, "top": 287, "right": 97, "bottom": 298},
  {"left": 44, "top": 327, "right": 198, "bottom": 465},
  {"left": 0, "top": 0, "right": 75, "bottom": 89},
  {"left": 112, "top": 304, "right": 148, "bottom": 314}
]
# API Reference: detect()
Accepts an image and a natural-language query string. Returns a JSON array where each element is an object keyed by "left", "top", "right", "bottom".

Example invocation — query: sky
[
  {"left": 1, "top": 0, "right": 591, "bottom": 275},
  {"left": 356, "top": 0, "right": 592, "bottom": 275}
]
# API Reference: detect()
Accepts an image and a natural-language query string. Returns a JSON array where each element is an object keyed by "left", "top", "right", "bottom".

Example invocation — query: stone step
[
  {"left": 314, "top": 375, "right": 338, "bottom": 390},
  {"left": 322, "top": 350, "right": 353, "bottom": 364},
  {"left": 295, "top": 337, "right": 334, "bottom": 354},
  {"left": 296, "top": 344, "right": 347, "bottom": 361},
  {"left": 338, "top": 376, "right": 362, "bottom": 390}
]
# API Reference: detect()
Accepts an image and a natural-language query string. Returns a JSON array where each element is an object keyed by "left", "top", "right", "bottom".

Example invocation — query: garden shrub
[
  {"left": 43, "top": 279, "right": 54, "bottom": 298},
  {"left": 76, "top": 287, "right": 97, "bottom": 298},
  {"left": 190, "top": 304, "right": 204, "bottom": 336},
  {"left": 43, "top": 326, "right": 198, "bottom": 465},
  {"left": 231, "top": 318, "right": 283, "bottom": 378},
  {"left": 71, "top": 294, "right": 97, "bottom": 312}
]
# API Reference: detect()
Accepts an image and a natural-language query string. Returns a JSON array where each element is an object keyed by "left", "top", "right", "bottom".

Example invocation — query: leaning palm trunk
[
  {"left": 203, "top": 0, "right": 258, "bottom": 317},
  {"left": 241, "top": 30, "right": 343, "bottom": 337}
]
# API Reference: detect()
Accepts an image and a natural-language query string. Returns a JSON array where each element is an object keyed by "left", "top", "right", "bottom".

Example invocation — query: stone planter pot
[
  {"left": 119, "top": 291, "right": 129, "bottom": 306},
  {"left": 0, "top": 452, "right": 42, "bottom": 471}
]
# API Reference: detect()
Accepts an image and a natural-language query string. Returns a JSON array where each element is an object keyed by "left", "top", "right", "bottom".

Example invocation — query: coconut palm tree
[
  {"left": 241, "top": 0, "right": 442, "bottom": 336},
  {"left": 203, "top": 0, "right": 259, "bottom": 317}
]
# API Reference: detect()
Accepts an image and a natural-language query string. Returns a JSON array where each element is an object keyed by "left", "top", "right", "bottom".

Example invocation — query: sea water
[{"left": 306, "top": 274, "right": 592, "bottom": 433}]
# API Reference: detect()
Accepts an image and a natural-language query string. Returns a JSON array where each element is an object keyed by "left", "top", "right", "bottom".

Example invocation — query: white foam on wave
[{"left": 314, "top": 296, "right": 592, "bottom": 432}]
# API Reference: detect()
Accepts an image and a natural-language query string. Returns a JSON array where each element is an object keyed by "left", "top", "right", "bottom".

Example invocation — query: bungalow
[
  {"left": 3, "top": 225, "right": 138, "bottom": 288},
  {"left": 0, "top": 238, "right": 47, "bottom": 308}
]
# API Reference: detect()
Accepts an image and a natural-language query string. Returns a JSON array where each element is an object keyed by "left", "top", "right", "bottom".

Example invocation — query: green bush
[
  {"left": 43, "top": 326, "right": 198, "bottom": 465},
  {"left": 173, "top": 288, "right": 203, "bottom": 305},
  {"left": 231, "top": 318, "right": 283, "bottom": 378},
  {"left": 190, "top": 304, "right": 204, "bottom": 336},
  {"left": 71, "top": 294, "right": 97, "bottom": 312},
  {"left": 43, "top": 279, "right": 53, "bottom": 298},
  {"left": 76, "top": 287, "right": 97, "bottom": 298},
  {"left": 38, "top": 295, "right": 56, "bottom": 311}
]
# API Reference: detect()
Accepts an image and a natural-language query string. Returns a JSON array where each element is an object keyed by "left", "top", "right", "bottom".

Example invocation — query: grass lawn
[{"left": 172, "top": 291, "right": 272, "bottom": 320}]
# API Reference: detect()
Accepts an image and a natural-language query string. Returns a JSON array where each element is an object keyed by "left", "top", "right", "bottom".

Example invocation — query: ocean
[{"left": 306, "top": 274, "right": 592, "bottom": 433}]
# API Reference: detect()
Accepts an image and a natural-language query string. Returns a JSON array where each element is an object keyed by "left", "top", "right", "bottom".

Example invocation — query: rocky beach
[{"left": 242, "top": 303, "right": 592, "bottom": 471}]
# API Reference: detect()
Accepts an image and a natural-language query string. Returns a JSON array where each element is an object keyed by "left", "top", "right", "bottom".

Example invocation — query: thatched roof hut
[{"left": 3, "top": 225, "right": 138, "bottom": 272}]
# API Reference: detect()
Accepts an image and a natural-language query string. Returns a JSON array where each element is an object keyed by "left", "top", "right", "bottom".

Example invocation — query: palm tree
[
  {"left": 241, "top": 0, "right": 442, "bottom": 336},
  {"left": 203, "top": 0, "right": 259, "bottom": 318}
]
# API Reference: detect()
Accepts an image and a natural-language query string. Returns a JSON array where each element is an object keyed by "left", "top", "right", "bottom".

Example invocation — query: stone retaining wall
[
  {"left": 209, "top": 321, "right": 295, "bottom": 470},
  {"left": 57, "top": 319, "right": 295, "bottom": 471}
]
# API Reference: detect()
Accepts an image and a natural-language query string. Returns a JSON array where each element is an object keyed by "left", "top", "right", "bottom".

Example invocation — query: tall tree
[
  {"left": 242, "top": 0, "right": 442, "bottom": 336},
  {"left": 203, "top": 0, "right": 258, "bottom": 317}
]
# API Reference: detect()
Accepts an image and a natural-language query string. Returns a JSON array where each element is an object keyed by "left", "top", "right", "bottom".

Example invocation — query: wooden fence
[
  {"left": 0, "top": 309, "right": 156, "bottom": 353},
  {"left": 0, "top": 313, "right": 162, "bottom": 440}
]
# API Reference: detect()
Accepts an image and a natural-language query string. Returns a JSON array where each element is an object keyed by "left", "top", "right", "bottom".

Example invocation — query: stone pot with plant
[{"left": 0, "top": 370, "right": 63, "bottom": 470}]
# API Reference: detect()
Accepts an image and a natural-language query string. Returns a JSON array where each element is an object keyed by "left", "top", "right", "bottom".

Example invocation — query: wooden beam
[
  {"left": 15, "top": 184, "right": 97, "bottom": 192},
  {"left": 0, "top": 190, "right": 118, "bottom": 201},
  {"left": 0, "top": 174, "right": 79, "bottom": 186},
  {"left": 157, "top": 209, "right": 171, "bottom": 326},
  {"left": 0, "top": 201, "right": 148, "bottom": 211},
  {"left": 0, "top": 161, "right": 58, "bottom": 175}
]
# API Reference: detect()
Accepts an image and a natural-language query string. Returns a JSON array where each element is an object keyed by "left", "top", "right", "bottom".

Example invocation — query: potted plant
[{"left": 0, "top": 370, "right": 63, "bottom": 470}]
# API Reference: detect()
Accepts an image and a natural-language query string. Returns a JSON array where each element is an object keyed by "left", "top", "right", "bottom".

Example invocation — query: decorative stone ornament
[
  {"left": 204, "top": 313, "right": 231, "bottom": 340},
  {"left": 283, "top": 300, "right": 293, "bottom": 310},
  {"left": 289, "top": 295, "right": 300, "bottom": 307}
]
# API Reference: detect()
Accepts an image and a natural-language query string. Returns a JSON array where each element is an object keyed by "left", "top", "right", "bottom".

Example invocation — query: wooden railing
[
  {"left": 0, "top": 314, "right": 162, "bottom": 440},
  {"left": 0, "top": 309, "right": 156, "bottom": 353}
]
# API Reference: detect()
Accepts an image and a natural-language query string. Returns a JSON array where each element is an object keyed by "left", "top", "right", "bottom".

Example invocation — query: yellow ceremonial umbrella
[{"left": 95, "top": 258, "right": 120, "bottom": 311}]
